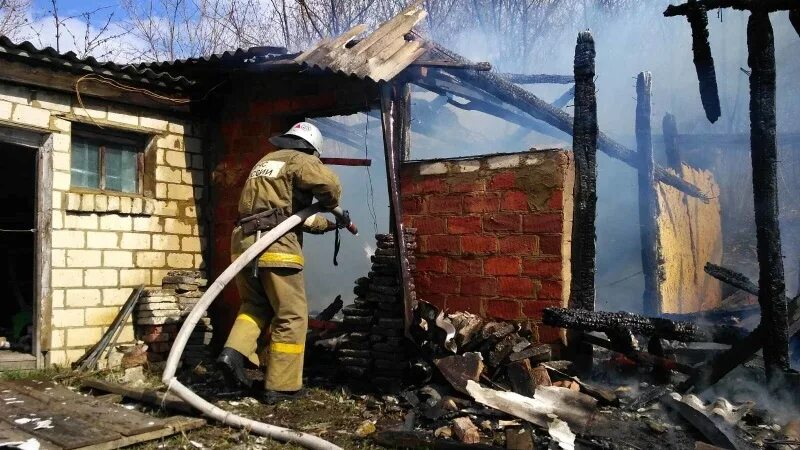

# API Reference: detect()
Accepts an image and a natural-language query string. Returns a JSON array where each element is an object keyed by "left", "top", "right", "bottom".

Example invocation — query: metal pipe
[{"left": 163, "top": 204, "right": 354, "bottom": 450}]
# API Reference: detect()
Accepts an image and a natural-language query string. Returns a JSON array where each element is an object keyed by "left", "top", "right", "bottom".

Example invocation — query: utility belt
[{"left": 237, "top": 208, "right": 290, "bottom": 237}]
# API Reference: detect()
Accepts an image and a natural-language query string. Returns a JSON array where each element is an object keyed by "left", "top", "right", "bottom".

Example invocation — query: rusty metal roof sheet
[
  {"left": 0, "top": 36, "right": 193, "bottom": 90},
  {"left": 295, "top": 1, "right": 428, "bottom": 82}
]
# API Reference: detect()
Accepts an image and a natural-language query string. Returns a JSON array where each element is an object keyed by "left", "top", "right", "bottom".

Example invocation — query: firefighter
[{"left": 216, "top": 121, "right": 344, "bottom": 404}]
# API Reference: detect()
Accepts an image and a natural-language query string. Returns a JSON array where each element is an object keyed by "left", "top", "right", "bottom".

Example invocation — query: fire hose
[{"left": 163, "top": 204, "right": 357, "bottom": 450}]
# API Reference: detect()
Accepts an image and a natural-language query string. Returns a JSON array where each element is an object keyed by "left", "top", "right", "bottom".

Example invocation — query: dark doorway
[{"left": 0, "top": 141, "right": 36, "bottom": 369}]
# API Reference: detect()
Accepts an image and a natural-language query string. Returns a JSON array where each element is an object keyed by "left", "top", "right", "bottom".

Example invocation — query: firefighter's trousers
[{"left": 224, "top": 267, "right": 307, "bottom": 392}]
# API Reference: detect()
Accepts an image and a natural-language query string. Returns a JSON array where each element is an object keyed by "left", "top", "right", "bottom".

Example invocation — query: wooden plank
[
  {"left": 0, "top": 352, "right": 36, "bottom": 371},
  {"left": 80, "top": 379, "right": 194, "bottom": 414},
  {"left": 76, "top": 416, "right": 205, "bottom": 450},
  {"left": 0, "top": 382, "right": 121, "bottom": 449},
  {"left": 11, "top": 380, "right": 165, "bottom": 436},
  {"left": 36, "top": 134, "right": 53, "bottom": 361},
  {"left": 0, "top": 420, "right": 61, "bottom": 449},
  {"left": 319, "top": 157, "right": 372, "bottom": 166}
]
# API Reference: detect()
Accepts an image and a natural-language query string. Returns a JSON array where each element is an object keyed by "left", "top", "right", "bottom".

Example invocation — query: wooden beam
[
  {"left": 665, "top": 0, "right": 796, "bottom": 16},
  {"left": 0, "top": 59, "right": 190, "bottom": 112},
  {"left": 683, "top": 1, "right": 722, "bottom": 123},
  {"left": 662, "top": 113, "right": 683, "bottom": 172},
  {"left": 500, "top": 73, "right": 574, "bottom": 84},
  {"left": 379, "top": 81, "right": 414, "bottom": 337},
  {"left": 320, "top": 157, "right": 372, "bottom": 166},
  {"left": 636, "top": 72, "right": 664, "bottom": 317},
  {"left": 747, "top": 11, "right": 789, "bottom": 378}
]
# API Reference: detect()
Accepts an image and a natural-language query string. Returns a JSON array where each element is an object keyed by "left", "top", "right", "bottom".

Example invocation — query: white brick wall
[{"left": 0, "top": 83, "right": 207, "bottom": 367}]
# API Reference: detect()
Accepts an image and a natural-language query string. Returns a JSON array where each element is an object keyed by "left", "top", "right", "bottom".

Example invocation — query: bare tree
[{"left": 0, "top": 0, "right": 30, "bottom": 40}]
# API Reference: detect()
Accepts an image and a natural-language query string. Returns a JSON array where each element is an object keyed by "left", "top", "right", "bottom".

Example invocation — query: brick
[
  {"left": 73, "top": 101, "right": 106, "bottom": 119},
  {"left": 52, "top": 171, "right": 70, "bottom": 191},
  {"left": 168, "top": 183, "right": 194, "bottom": 200},
  {"left": 0, "top": 100, "right": 11, "bottom": 120},
  {"left": 499, "top": 235, "right": 538, "bottom": 254},
  {"left": 536, "top": 325, "right": 564, "bottom": 344},
  {"left": 181, "top": 237, "right": 202, "bottom": 253},
  {"left": 107, "top": 110, "right": 139, "bottom": 126},
  {"left": 421, "top": 293, "right": 446, "bottom": 311},
  {"left": 52, "top": 249, "right": 66, "bottom": 267},
  {"left": 412, "top": 216, "right": 446, "bottom": 235},
  {"left": 52, "top": 151, "right": 70, "bottom": 171},
  {"left": 140, "top": 117, "right": 168, "bottom": 130},
  {"left": 401, "top": 197, "right": 424, "bottom": 214},
  {"left": 447, "top": 216, "right": 481, "bottom": 234},
  {"left": 157, "top": 134, "right": 183, "bottom": 150},
  {"left": 416, "top": 256, "right": 447, "bottom": 273},
  {"left": 485, "top": 299, "right": 521, "bottom": 320},
  {"left": 498, "top": 277, "right": 535, "bottom": 297},
  {"left": 464, "top": 193, "right": 499, "bottom": 213},
  {"left": 419, "top": 162, "right": 447, "bottom": 175},
  {"left": 523, "top": 214, "right": 562, "bottom": 233},
  {"left": 522, "top": 259, "right": 562, "bottom": 279},
  {"left": 548, "top": 190, "right": 564, "bottom": 209},
  {"left": 85, "top": 269, "right": 118, "bottom": 287},
  {"left": 461, "top": 235, "right": 497, "bottom": 255},
  {"left": 99, "top": 215, "right": 132, "bottom": 231},
  {"left": 156, "top": 166, "right": 182, "bottom": 183},
  {"left": 66, "top": 327, "right": 103, "bottom": 347},
  {"left": 12, "top": 104, "right": 50, "bottom": 128},
  {"left": 410, "top": 177, "right": 446, "bottom": 194},
  {"left": 539, "top": 235, "right": 562, "bottom": 256},
  {"left": 66, "top": 289, "right": 101, "bottom": 307},
  {"left": 522, "top": 301, "right": 562, "bottom": 320},
  {"left": 119, "top": 269, "right": 150, "bottom": 287},
  {"left": 52, "top": 230, "right": 84, "bottom": 248},
  {"left": 449, "top": 180, "right": 485, "bottom": 193},
  {"left": 64, "top": 192, "right": 81, "bottom": 211},
  {"left": 103, "top": 288, "right": 135, "bottom": 305},
  {"left": 52, "top": 269, "right": 83, "bottom": 287},
  {"left": 52, "top": 309, "right": 84, "bottom": 327},
  {"left": 446, "top": 296, "right": 483, "bottom": 314},
  {"left": 483, "top": 214, "right": 522, "bottom": 232},
  {"left": 137, "top": 252, "right": 165, "bottom": 268},
  {"left": 104, "top": 251, "right": 133, "bottom": 267},
  {"left": 485, "top": 256, "right": 521, "bottom": 276},
  {"left": 421, "top": 235, "right": 460, "bottom": 255},
  {"left": 52, "top": 133, "right": 70, "bottom": 152},
  {"left": 427, "top": 195, "right": 462, "bottom": 214},
  {"left": 52, "top": 290, "right": 65, "bottom": 308},
  {"left": 85, "top": 307, "right": 119, "bottom": 326},
  {"left": 50, "top": 329, "right": 65, "bottom": 349},
  {"left": 52, "top": 211, "right": 63, "bottom": 229},
  {"left": 131, "top": 197, "right": 144, "bottom": 215},
  {"left": 501, "top": 191, "right": 529, "bottom": 211},
  {"left": 66, "top": 249, "right": 101, "bottom": 267},
  {"left": 455, "top": 160, "right": 480, "bottom": 173},
  {"left": 538, "top": 280, "right": 563, "bottom": 300},
  {"left": 421, "top": 274, "right": 460, "bottom": 295},
  {"left": 460, "top": 276, "right": 497, "bottom": 296},
  {"left": 86, "top": 231, "right": 118, "bottom": 248},
  {"left": 487, "top": 171, "right": 517, "bottom": 190},
  {"left": 447, "top": 258, "right": 481, "bottom": 275},
  {"left": 121, "top": 233, "right": 151, "bottom": 250},
  {"left": 134, "top": 216, "right": 163, "bottom": 232},
  {"left": 164, "top": 218, "right": 193, "bottom": 235},
  {"left": 94, "top": 195, "right": 108, "bottom": 212},
  {"left": 167, "top": 253, "right": 194, "bottom": 268}
]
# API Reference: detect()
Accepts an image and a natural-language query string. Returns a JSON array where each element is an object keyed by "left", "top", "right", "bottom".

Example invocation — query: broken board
[
  {"left": 0, "top": 379, "right": 204, "bottom": 449},
  {"left": 656, "top": 165, "right": 722, "bottom": 313}
]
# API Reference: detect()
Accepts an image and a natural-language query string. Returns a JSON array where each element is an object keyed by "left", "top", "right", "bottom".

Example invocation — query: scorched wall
[{"left": 400, "top": 150, "right": 574, "bottom": 343}]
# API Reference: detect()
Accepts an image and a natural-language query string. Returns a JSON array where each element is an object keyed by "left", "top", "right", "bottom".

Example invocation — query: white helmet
[{"left": 283, "top": 122, "right": 323, "bottom": 154}]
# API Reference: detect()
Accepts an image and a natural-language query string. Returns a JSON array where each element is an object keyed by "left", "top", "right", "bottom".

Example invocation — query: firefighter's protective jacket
[{"left": 230, "top": 149, "right": 342, "bottom": 269}]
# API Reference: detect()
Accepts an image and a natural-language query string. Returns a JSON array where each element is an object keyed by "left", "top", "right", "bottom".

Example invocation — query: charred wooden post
[
  {"left": 791, "top": 9, "right": 800, "bottom": 37},
  {"left": 569, "top": 31, "right": 598, "bottom": 312},
  {"left": 542, "top": 307, "right": 747, "bottom": 344},
  {"left": 685, "top": 0, "right": 722, "bottom": 123},
  {"left": 662, "top": 113, "right": 683, "bottom": 172},
  {"left": 636, "top": 72, "right": 664, "bottom": 317},
  {"left": 429, "top": 43, "right": 710, "bottom": 202},
  {"left": 568, "top": 32, "right": 597, "bottom": 371},
  {"left": 747, "top": 11, "right": 789, "bottom": 377},
  {"left": 380, "top": 81, "right": 415, "bottom": 336}
]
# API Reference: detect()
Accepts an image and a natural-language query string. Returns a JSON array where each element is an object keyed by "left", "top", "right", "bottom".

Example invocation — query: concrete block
[
  {"left": 133, "top": 216, "right": 162, "bottom": 232},
  {"left": 457, "top": 160, "right": 481, "bottom": 173},
  {"left": 51, "top": 249, "right": 66, "bottom": 268},
  {"left": 157, "top": 134, "right": 183, "bottom": 150},
  {"left": 48, "top": 350, "right": 68, "bottom": 366},
  {"left": 107, "top": 110, "right": 139, "bottom": 126},
  {"left": 51, "top": 308, "right": 84, "bottom": 327},
  {"left": 72, "top": 102, "right": 107, "bottom": 119},
  {"left": 155, "top": 201, "right": 178, "bottom": 217},
  {"left": 51, "top": 210, "right": 63, "bottom": 229},
  {"left": 487, "top": 154, "right": 521, "bottom": 170},
  {"left": 180, "top": 236, "right": 202, "bottom": 253},
  {"left": 52, "top": 230, "right": 85, "bottom": 249},
  {"left": 165, "top": 150, "right": 188, "bottom": 168},
  {"left": 85, "top": 307, "right": 119, "bottom": 326},
  {"left": 103, "top": 287, "right": 135, "bottom": 305},
  {"left": 64, "top": 192, "right": 81, "bottom": 211},
  {"left": 140, "top": 117, "right": 168, "bottom": 131},
  {"left": 50, "top": 329, "right": 65, "bottom": 349},
  {"left": 143, "top": 199, "right": 155, "bottom": 215},
  {"left": 94, "top": 195, "right": 108, "bottom": 212},
  {"left": 11, "top": 104, "right": 48, "bottom": 128},
  {"left": 131, "top": 197, "right": 143, "bottom": 215},
  {"left": 106, "top": 196, "right": 120, "bottom": 212},
  {"left": 52, "top": 191, "right": 63, "bottom": 210},
  {"left": 168, "top": 122, "right": 185, "bottom": 134},
  {"left": 167, "top": 253, "right": 194, "bottom": 269},
  {"left": 64, "top": 213, "right": 99, "bottom": 230},
  {"left": 66, "top": 249, "right": 102, "bottom": 268},
  {"left": 104, "top": 250, "right": 134, "bottom": 267},
  {"left": 156, "top": 183, "right": 167, "bottom": 199},
  {"left": 52, "top": 269, "right": 84, "bottom": 287},
  {"left": 66, "top": 326, "right": 103, "bottom": 346},
  {"left": 80, "top": 193, "right": 95, "bottom": 212},
  {"left": 84, "top": 269, "right": 119, "bottom": 287},
  {"left": 419, "top": 162, "right": 448, "bottom": 176},
  {"left": 65, "top": 289, "right": 102, "bottom": 307},
  {"left": 120, "top": 196, "right": 132, "bottom": 214},
  {"left": 164, "top": 218, "right": 192, "bottom": 235},
  {"left": 52, "top": 171, "right": 70, "bottom": 191},
  {"left": 52, "top": 133, "right": 70, "bottom": 152},
  {"left": 153, "top": 234, "right": 180, "bottom": 250},
  {"left": 136, "top": 252, "right": 165, "bottom": 268},
  {"left": 120, "top": 233, "right": 150, "bottom": 250},
  {"left": 156, "top": 166, "right": 182, "bottom": 183},
  {"left": 51, "top": 118, "right": 70, "bottom": 133},
  {"left": 52, "top": 151, "right": 70, "bottom": 171},
  {"left": 0, "top": 100, "right": 12, "bottom": 120},
  {"left": 86, "top": 231, "right": 118, "bottom": 248},
  {"left": 99, "top": 214, "right": 132, "bottom": 231},
  {"left": 32, "top": 91, "right": 71, "bottom": 112},
  {"left": 167, "top": 183, "right": 193, "bottom": 200},
  {"left": 52, "top": 289, "right": 65, "bottom": 308},
  {"left": 119, "top": 270, "right": 150, "bottom": 287}
]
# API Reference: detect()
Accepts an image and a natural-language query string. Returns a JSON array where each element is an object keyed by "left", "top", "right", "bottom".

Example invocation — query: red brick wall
[{"left": 400, "top": 150, "right": 574, "bottom": 343}]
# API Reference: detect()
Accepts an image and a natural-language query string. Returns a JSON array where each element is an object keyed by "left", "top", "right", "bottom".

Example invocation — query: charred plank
[{"left": 685, "top": 1, "right": 722, "bottom": 123}]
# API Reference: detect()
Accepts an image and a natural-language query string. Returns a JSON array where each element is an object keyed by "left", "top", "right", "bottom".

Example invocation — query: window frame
[{"left": 70, "top": 125, "right": 154, "bottom": 196}]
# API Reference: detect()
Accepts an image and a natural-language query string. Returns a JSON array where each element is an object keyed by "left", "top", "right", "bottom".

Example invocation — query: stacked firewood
[
  {"left": 338, "top": 229, "right": 416, "bottom": 391},
  {"left": 135, "top": 270, "right": 213, "bottom": 365}
]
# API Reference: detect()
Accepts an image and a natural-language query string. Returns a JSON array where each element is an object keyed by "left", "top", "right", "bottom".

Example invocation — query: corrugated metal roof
[
  {"left": 0, "top": 36, "right": 193, "bottom": 90},
  {"left": 295, "top": 1, "right": 429, "bottom": 82}
]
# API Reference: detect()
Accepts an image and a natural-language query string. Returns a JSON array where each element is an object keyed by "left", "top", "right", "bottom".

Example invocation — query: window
[{"left": 70, "top": 127, "right": 146, "bottom": 194}]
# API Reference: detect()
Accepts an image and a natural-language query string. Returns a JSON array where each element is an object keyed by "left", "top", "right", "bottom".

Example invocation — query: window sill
[{"left": 62, "top": 191, "right": 155, "bottom": 216}]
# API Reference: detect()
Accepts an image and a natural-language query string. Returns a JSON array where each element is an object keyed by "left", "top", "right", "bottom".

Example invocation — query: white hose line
[{"left": 162, "top": 203, "right": 343, "bottom": 450}]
